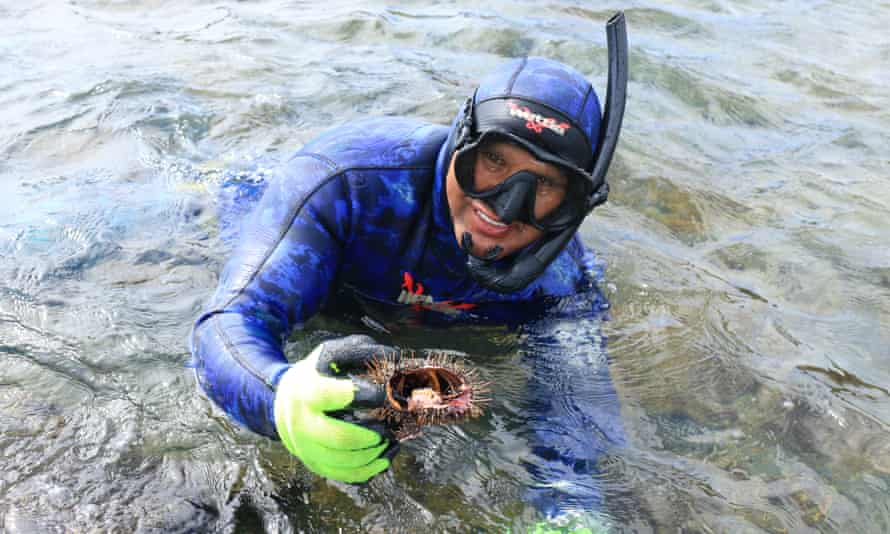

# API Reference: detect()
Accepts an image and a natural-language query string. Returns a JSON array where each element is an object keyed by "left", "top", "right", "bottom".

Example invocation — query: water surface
[{"left": 2, "top": 1, "right": 889, "bottom": 532}]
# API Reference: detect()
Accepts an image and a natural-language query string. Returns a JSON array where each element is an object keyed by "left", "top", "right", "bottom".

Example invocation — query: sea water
[{"left": 2, "top": 1, "right": 889, "bottom": 531}]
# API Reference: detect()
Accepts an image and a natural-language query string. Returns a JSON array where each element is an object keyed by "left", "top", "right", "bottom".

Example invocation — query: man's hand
[{"left": 273, "top": 335, "right": 396, "bottom": 483}]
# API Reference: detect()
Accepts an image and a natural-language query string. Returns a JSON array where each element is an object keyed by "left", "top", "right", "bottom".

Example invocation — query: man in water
[{"left": 191, "top": 13, "right": 628, "bottom": 532}]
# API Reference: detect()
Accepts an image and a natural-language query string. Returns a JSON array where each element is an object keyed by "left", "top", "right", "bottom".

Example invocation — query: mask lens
[{"left": 454, "top": 137, "right": 586, "bottom": 231}]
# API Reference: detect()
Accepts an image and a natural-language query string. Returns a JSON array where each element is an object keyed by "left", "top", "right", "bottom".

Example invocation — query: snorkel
[{"left": 458, "top": 12, "right": 629, "bottom": 293}]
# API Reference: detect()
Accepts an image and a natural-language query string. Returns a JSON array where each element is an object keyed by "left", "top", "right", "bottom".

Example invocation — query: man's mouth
[{"left": 475, "top": 208, "right": 507, "bottom": 228}]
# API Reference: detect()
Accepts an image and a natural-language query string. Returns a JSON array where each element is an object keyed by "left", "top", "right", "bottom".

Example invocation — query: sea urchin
[{"left": 363, "top": 351, "right": 489, "bottom": 440}]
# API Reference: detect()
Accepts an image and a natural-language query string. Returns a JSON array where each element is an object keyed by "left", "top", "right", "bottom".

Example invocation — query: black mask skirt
[{"left": 453, "top": 131, "right": 591, "bottom": 233}]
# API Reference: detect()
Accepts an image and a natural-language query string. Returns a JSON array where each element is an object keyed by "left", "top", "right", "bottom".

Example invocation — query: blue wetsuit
[{"left": 190, "top": 116, "right": 625, "bottom": 516}]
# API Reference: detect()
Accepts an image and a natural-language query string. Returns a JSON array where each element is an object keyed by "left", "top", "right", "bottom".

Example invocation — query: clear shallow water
[{"left": 2, "top": 1, "right": 889, "bottom": 532}]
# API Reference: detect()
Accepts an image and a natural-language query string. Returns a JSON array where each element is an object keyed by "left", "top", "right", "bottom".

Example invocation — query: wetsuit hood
[
  {"left": 434, "top": 57, "right": 604, "bottom": 237},
  {"left": 435, "top": 12, "right": 628, "bottom": 294}
]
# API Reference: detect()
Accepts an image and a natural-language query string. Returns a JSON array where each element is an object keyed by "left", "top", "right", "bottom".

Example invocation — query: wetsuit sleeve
[
  {"left": 518, "top": 260, "right": 626, "bottom": 518},
  {"left": 190, "top": 156, "right": 351, "bottom": 438}
]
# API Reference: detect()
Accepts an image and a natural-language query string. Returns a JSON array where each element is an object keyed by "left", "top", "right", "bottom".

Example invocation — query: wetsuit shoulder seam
[
  {"left": 335, "top": 165, "right": 436, "bottom": 172},
  {"left": 218, "top": 159, "right": 435, "bottom": 312},
  {"left": 219, "top": 167, "right": 344, "bottom": 311},
  {"left": 296, "top": 151, "right": 437, "bottom": 173}
]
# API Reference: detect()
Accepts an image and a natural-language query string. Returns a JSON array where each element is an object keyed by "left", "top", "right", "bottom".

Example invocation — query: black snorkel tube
[{"left": 464, "top": 11, "right": 629, "bottom": 293}]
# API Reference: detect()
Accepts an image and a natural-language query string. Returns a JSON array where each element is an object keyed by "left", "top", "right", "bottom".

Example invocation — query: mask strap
[{"left": 454, "top": 92, "right": 477, "bottom": 150}]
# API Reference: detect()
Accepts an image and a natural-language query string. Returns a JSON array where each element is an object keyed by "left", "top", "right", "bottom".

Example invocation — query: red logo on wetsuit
[
  {"left": 398, "top": 272, "right": 476, "bottom": 316},
  {"left": 507, "top": 102, "right": 571, "bottom": 136}
]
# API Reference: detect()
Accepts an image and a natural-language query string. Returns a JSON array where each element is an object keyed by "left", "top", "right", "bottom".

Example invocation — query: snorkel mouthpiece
[{"left": 458, "top": 11, "right": 629, "bottom": 293}]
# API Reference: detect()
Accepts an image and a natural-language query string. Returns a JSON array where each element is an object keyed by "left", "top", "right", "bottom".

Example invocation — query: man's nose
[{"left": 488, "top": 172, "right": 535, "bottom": 224}]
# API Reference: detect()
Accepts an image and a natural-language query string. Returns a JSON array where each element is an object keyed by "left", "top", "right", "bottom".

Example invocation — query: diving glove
[{"left": 274, "top": 335, "right": 397, "bottom": 483}]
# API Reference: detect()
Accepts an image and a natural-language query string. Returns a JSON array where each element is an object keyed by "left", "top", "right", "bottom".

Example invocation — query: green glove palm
[{"left": 274, "top": 335, "right": 394, "bottom": 483}]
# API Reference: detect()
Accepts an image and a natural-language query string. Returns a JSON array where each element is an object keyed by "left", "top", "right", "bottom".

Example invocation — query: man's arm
[
  {"left": 189, "top": 156, "right": 351, "bottom": 437},
  {"left": 519, "top": 254, "right": 626, "bottom": 519}
]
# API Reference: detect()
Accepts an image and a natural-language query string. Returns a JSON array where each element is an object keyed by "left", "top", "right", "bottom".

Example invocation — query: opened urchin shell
[{"left": 363, "top": 351, "right": 489, "bottom": 441}]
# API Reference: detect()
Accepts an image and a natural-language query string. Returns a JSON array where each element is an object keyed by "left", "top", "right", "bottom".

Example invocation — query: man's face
[{"left": 446, "top": 139, "right": 569, "bottom": 260}]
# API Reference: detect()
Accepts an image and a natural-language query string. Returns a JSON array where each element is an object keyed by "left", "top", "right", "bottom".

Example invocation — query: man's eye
[
  {"left": 536, "top": 176, "right": 567, "bottom": 197},
  {"left": 481, "top": 150, "right": 504, "bottom": 167},
  {"left": 536, "top": 176, "right": 554, "bottom": 188}
]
